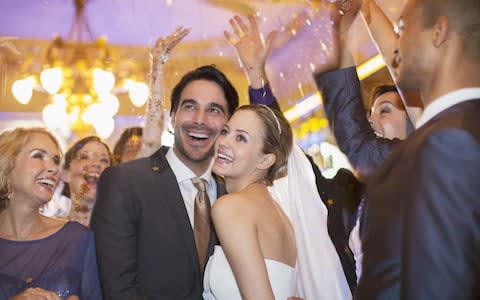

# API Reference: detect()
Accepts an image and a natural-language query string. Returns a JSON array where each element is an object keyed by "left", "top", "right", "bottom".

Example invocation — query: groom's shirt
[{"left": 166, "top": 148, "right": 217, "bottom": 227}]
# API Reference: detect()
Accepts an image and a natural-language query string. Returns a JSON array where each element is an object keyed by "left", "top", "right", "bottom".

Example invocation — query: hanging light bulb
[
  {"left": 82, "top": 103, "right": 101, "bottom": 124},
  {"left": 92, "top": 117, "right": 115, "bottom": 139},
  {"left": 42, "top": 102, "right": 68, "bottom": 130},
  {"left": 11, "top": 76, "right": 36, "bottom": 104},
  {"left": 11, "top": 0, "right": 151, "bottom": 139},
  {"left": 128, "top": 81, "right": 149, "bottom": 107},
  {"left": 40, "top": 67, "right": 63, "bottom": 94},
  {"left": 98, "top": 93, "right": 120, "bottom": 115},
  {"left": 93, "top": 68, "right": 115, "bottom": 94}
]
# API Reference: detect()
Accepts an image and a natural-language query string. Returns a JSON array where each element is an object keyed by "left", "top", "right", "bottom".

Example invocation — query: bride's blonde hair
[{"left": 235, "top": 105, "right": 293, "bottom": 185}]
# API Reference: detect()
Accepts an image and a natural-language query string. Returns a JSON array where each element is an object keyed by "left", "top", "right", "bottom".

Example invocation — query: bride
[{"left": 203, "top": 104, "right": 297, "bottom": 299}]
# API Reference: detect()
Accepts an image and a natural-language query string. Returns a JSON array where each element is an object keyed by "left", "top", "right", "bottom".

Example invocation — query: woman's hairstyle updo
[
  {"left": 236, "top": 104, "right": 293, "bottom": 186},
  {"left": 0, "top": 127, "right": 62, "bottom": 212}
]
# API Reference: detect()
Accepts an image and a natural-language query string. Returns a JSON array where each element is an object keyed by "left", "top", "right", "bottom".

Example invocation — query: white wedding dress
[
  {"left": 203, "top": 246, "right": 296, "bottom": 300},
  {"left": 203, "top": 145, "right": 351, "bottom": 300}
]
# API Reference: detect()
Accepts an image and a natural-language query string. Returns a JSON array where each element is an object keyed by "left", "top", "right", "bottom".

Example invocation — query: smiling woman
[
  {"left": 0, "top": 127, "right": 102, "bottom": 299},
  {"left": 367, "top": 84, "right": 412, "bottom": 140},
  {"left": 42, "top": 135, "right": 112, "bottom": 227}
]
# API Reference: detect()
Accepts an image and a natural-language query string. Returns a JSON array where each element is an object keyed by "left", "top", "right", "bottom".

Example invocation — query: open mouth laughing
[{"left": 36, "top": 177, "right": 57, "bottom": 192}]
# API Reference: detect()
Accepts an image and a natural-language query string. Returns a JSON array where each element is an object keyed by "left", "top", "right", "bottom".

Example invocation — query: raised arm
[
  {"left": 225, "top": 13, "right": 310, "bottom": 110},
  {"left": 360, "top": 0, "right": 398, "bottom": 71},
  {"left": 136, "top": 27, "right": 190, "bottom": 159},
  {"left": 224, "top": 15, "right": 279, "bottom": 109},
  {"left": 315, "top": 67, "right": 399, "bottom": 180},
  {"left": 310, "top": 0, "right": 400, "bottom": 180}
]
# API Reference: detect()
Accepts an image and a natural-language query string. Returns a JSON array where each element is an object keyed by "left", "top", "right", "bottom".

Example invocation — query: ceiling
[{"left": 0, "top": 0, "right": 406, "bottom": 144}]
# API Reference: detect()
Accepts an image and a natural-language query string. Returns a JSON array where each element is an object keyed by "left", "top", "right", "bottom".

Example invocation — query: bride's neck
[{"left": 225, "top": 176, "right": 266, "bottom": 194}]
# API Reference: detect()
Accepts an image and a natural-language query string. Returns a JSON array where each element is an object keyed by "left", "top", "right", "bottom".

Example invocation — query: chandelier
[{"left": 11, "top": 0, "right": 150, "bottom": 139}]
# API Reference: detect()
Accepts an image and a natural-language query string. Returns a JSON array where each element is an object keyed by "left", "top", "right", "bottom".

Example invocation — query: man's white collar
[{"left": 416, "top": 88, "right": 480, "bottom": 128}]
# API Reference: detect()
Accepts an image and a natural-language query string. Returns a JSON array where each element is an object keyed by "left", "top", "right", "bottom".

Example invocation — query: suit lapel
[{"left": 150, "top": 147, "right": 200, "bottom": 272}]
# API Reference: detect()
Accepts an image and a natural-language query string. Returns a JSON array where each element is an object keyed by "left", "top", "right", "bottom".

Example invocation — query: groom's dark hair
[{"left": 169, "top": 65, "right": 239, "bottom": 118}]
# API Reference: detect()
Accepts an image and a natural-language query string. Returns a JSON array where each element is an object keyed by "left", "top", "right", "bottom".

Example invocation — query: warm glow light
[
  {"left": 12, "top": 77, "right": 36, "bottom": 104},
  {"left": 68, "top": 106, "right": 81, "bottom": 126},
  {"left": 128, "top": 81, "right": 149, "bottom": 107},
  {"left": 285, "top": 92, "right": 323, "bottom": 122},
  {"left": 98, "top": 93, "right": 120, "bottom": 115},
  {"left": 93, "top": 68, "right": 115, "bottom": 94},
  {"left": 82, "top": 103, "right": 101, "bottom": 124},
  {"left": 52, "top": 93, "right": 67, "bottom": 105},
  {"left": 11, "top": 0, "right": 147, "bottom": 139},
  {"left": 40, "top": 67, "right": 63, "bottom": 94},
  {"left": 42, "top": 103, "right": 68, "bottom": 130},
  {"left": 284, "top": 54, "right": 387, "bottom": 122},
  {"left": 357, "top": 54, "right": 386, "bottom": 80},
  {"left": 92, "top": 117, "right": 115, "bottom": 139}
]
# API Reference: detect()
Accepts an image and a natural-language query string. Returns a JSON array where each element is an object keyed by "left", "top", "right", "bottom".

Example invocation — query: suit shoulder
[
  {"left": 431, "top": 100, "right": 480, "bottom": 137},
  {"left": 101, "top": 156, "right": 152, "bottom": 179}
]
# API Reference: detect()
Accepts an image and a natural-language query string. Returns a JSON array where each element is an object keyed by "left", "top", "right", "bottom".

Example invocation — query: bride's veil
[{"left": 268, "top": 144, "right": 352, "bottom": 299}]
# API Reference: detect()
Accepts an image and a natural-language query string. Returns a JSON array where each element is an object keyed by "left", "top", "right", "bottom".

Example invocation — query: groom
[
  {"left": 91, "top": 65, "right": 295, "bottom": 299},
  {"left": 91, "top": 65, "right": 239, "bottom": 299}
]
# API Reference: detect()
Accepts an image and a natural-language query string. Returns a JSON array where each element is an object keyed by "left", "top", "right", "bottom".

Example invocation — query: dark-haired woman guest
[{"left": 42, "top": 136, "right": 112, "bottom": 227}]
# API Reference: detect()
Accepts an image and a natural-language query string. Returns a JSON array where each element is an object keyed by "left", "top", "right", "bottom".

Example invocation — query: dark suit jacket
[
  {"left": 356, "top": 99, "right": 480, "bottom": 299},
  {"left": 90, "top": 147, "right": 224, "bottom": 300},
  {"left": 316, "top": 67, "right": 480, "bottom": 299}
]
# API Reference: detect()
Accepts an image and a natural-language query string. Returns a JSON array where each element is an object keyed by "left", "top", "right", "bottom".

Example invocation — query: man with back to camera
[{"left": 351, "top": 0, "right": 480, "bottom": 298}]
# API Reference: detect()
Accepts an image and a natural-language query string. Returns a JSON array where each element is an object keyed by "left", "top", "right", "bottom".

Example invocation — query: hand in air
[
  {"left": 224, "top": 15, "right": 275, "bottom": 72},
  {"left": 151, "top": 26, "right": 191, "bottom": 65}
]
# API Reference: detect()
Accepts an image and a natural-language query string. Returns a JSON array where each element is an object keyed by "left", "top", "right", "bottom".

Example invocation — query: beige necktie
[{"left": 192, "top": 177, "right": 212, "bottom": 273}]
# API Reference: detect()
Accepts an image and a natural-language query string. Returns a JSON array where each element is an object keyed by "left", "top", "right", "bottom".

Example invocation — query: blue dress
[{"left": 0, "top": 221, "right": 102, "bottom": 299}]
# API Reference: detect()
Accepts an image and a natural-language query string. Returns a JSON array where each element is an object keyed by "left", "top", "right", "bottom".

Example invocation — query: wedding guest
[
  {"left": 62, "top": 136, "right": 112, "bottom": 226},
  {"left": 368, "top": 85, "right": 412, "bottom": 140},
  {"left": 112, "top": 27, "right": 191, "bottom": 164},
  {"left": 313, "top": 0, "right": 480, "bottom": 298},
  {"left": 42, "top": 136, "right": 112, "bottom": 227},
  {"left": 0, "top": 127, "right": 102, "bottom": 299},
  {"left": 304, "top": 0, "right": 414, "bottom": 282},
  {"left": 112, "top": 127, "right": 143, "bottom": 164}
]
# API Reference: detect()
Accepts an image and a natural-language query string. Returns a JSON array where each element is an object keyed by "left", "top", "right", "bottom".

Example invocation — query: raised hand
[
  {"left": 270, "top": 10, "right": 310, "bottom": 51},
  {"left": 151, "top": 26, "right": 191, "bottom": 66},
  {"left": 149, "top": 25, "right": 190, "bottom": 100},
  {"left": 224, "top": 14, "right": 275, "bottom": 86},
  {"left": 305, "top": 0, "right": 362, "bottom": 72},
  {"left": 137, "top": 26, "right": 191, "bottom": 159}
]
